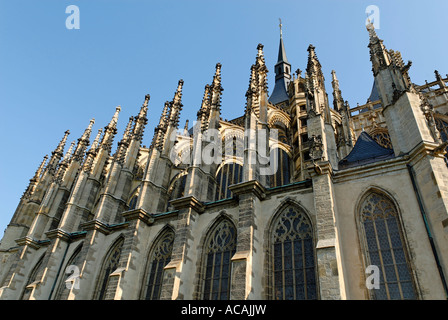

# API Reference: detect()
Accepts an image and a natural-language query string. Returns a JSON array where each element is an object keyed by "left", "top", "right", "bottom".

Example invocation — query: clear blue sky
[{"left": 0, "top": 0, "right": 447, "bottom": 239}]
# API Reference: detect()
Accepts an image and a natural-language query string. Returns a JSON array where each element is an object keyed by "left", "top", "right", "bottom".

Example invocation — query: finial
[
  {"left": 63, "top": 141, "right": 76, "bottom": 161},
  {"left": 90, "top": 128, "right": 103, "bottom": 150},
  {"left": 34, "top": 155, "right": 48, "bottom": 179},
  {"left": 108, "top": 106, "right": 121, "bottom": 129},
  {"left": 279, "top": 18, "right": 283, "bottom": 38}
]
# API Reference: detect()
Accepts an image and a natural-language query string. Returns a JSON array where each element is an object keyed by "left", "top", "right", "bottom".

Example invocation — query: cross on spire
[{"left": 279, "top": 18, "right": 283, "bottom": 38}]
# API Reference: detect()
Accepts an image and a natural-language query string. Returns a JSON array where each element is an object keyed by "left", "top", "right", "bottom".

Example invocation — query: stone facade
[{"left": 1, "top": 22, "right": 448, "bottom": 300}]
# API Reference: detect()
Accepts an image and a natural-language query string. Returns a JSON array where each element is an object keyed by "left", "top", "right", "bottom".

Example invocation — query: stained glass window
[
  {"left": 215, "top": 163, "right": 243, "bottom": 200},
  {"left": 55, "top": 245, "right": 83, "bottom": 300},
  {"left": 95, "top": 238, "right": 124, "bottom": 300},
  {"left": 21, "top": 255, "right": 45, "bottom": 300},
  {"left": 143, "top": 229, "right": 175, "bottom": 300},
  {"left": 360, "top": 192, "right": 417, "bottom": 300},
  {"left": 202, "top": 219, "right": 237, "bottom": 300},
  {"left": 270, "top": 148, "right": 291, "bottom": 188},
  {"left": 128, "top": 195, "right": 138, "bottom": 210},
  {"left": 272, "top": 206, "right": 317, "bottom": 300}
]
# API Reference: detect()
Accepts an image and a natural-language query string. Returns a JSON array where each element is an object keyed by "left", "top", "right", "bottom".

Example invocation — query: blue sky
[{"left": 0, "top": 0, "right": 447, "bottom": 239}]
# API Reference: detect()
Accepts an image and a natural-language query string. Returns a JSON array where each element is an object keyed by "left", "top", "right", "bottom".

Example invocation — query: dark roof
[
  {"left": 269, "top": 78, "right": 290, "bottom": 105},
  {"left": 338, "top": 131, "right": 394, "bottom": 169},
  {"left": 359, "top": 80, "right": 382, "bottom": 113}
]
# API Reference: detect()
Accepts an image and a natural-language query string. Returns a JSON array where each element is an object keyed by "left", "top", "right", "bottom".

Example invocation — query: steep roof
[{"left": 338, "top": 131, "right": 394, "bottom": 169}]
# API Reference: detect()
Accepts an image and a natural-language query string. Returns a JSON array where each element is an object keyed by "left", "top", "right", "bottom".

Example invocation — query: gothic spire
[
  {"left": 115, "top": 116, "right": 134, "bottom": 163},
  {"left": 55, "top": 140, "right": 76, "bottom": 183},
  {"left": 132, "top": 94, "right": 150, "bottom": 142},
  {"left": 150, "top": 101, "right": 170, "bottom": 151},
  {"left": 331, "top": 70, "right": 344, "bottom": 112},
  {"left": 168, "top": 80, "right": 184, "bottom": 128},
  {"left": 22, "top": 155, "right": 48, "bottom": 199},
  {"left": 197, "top": 84, "right": 211, "bottom": 132},
  {"left": 210, "top": 63, "right": 223, "bottom": 111},
  {"left": 73, "top": 119, "right": 95, "bottom": 162},
  {"left": 46, "top": 130, "right": 70, "bottom": 175},
  {"left": 100, "top": 106, "right": 121, "bottom": 153},
  {"left": 269, "top": 21, "right": 291, "bottom": 106}
]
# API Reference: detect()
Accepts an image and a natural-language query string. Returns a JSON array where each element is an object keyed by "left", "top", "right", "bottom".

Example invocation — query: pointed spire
[
  {"left": 73, "top": 119, "right": 95, "bottom": 162},
  {"left": 168, "top": 80, "right": 184, "bottom": 128},
  {"left": 366, "top": 18, "right": 379, "bottom": 43},
  {"left": 22, "top": 155, "right": 48, "bottom": 199},
  {"left": 197, "top": 84, "right": 211, "bottom": 131},
  {"left": 34, "top": 155, "right": 48, "bottom": 181},
  {"left": 269, "top": 21, "right": 291, "bottom": 106},
  {"left": 150, "top": 101, "right": 170, "bottom": 152},
  {"left": 210, "top": 63, "right": 223, "bottom": 111},
  {"left": 132, "top": 94, "right": 150, "bottom": 142},
  {"left": 331, "top": 70, "right": 344, "bottom": 112},
  {"left": 91, "top": 128, "right": 103, "bottom": 151},
  {"left": 46, "top": 130, "right": 70, "bottom": 175},
  {"left": 100, "top": 106, "right": 121, "bottom": 153},
  {"left": 82, "top": 128, "right": 103, "bottom": 173},
  {"left": 54, "top": 140, "right": 75, "bottom": 183},
  {"left": 115, "top": 116, "right": 134, "bottom": 163}
]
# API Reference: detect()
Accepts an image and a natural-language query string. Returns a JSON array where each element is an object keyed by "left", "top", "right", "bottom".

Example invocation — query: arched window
[
  {"left": 54, "top": 244, "right": 83, "bottom": 300},
  {"left": 215, "top": 163, "right": 243, "bottom": 200},
  {"left": 271, "top": 206, "right": 317, "bottom": 300},
  {"left": 128, "top": 195, "right": 138, "bottom": 210},
  {"left": 94, "top": 237, "right": 124, "bottom": 300},
  {"left": 270, "top": 148, "right": 291, "bottom": 188},
  {"left": 21, "top": 254, "right": 45, "bottom": 300},
  {"left": 202, "top": 218, "right": 237, "bottom": 300},
  {"left": 142, "top": 228, "right": 175, "bottom": 300},
  {"left": 359, "top": 191, "right": 417, "bottom": 300},
  {"left": 168, "top": 173, "right": 187, "bottom": 203}
]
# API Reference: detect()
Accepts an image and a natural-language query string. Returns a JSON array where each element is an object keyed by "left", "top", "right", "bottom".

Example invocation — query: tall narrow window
[
  {"left": 21, "top": 254, "right": 45, "bottom": 300},
  {"left": 360, "top": 191, "right": 417, "bottom": 300},
  {"left": 202, "top": 219, "right": 237, "bottom": 300},
  {"left": 272, "top": 206, "right": 317, "bottom": 300},
  {"left": 95, "top": 238, "right": 124, "bottom": 300},
  {"left": 143, "top": 228, "right": 175, "bottom": 300},
  {"left": 54, "top": 245, "right": 83, "bottom": 300},
  {"left": 215, "top": 163, "right": 243, "bottom": 200},
  {"left": 270, "top": 148, "right": 291, "bottom": 188}
]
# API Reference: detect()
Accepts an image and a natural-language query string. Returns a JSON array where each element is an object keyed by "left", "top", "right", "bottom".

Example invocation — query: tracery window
[
  {"left": 202, "top": 219, "right": 237, "bottom": 300},
  {"left": 215, "top": 163, "right": 243, "bottom": 200},
  {"left": 270, "top": 148, "right": 291, "bottom": 188},
  {"left": 359, "top": 192, "right": 417, "bottom": 300},
  {"left": 143, "top": 228, "right": 175, "bottom": 300},
  {"left": 271, "top": 206, "right": 317, "bottom": 300},
  {"left": 21, "top": 254, "right": 45, "bottom": 300},
  {"left": 372, "top": 131, "right": 393, "bottom": 149},
  {"left": 95, "top": 238, "right": 124, "bottom": 300},
  {"left": 54, "top": 245, "right": 83, "bottom": 300}
]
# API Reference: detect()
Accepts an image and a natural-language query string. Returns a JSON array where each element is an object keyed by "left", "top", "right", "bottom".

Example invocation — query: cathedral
[{"left": 1, "top": 21, "right": 448, "bottom": 300}]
